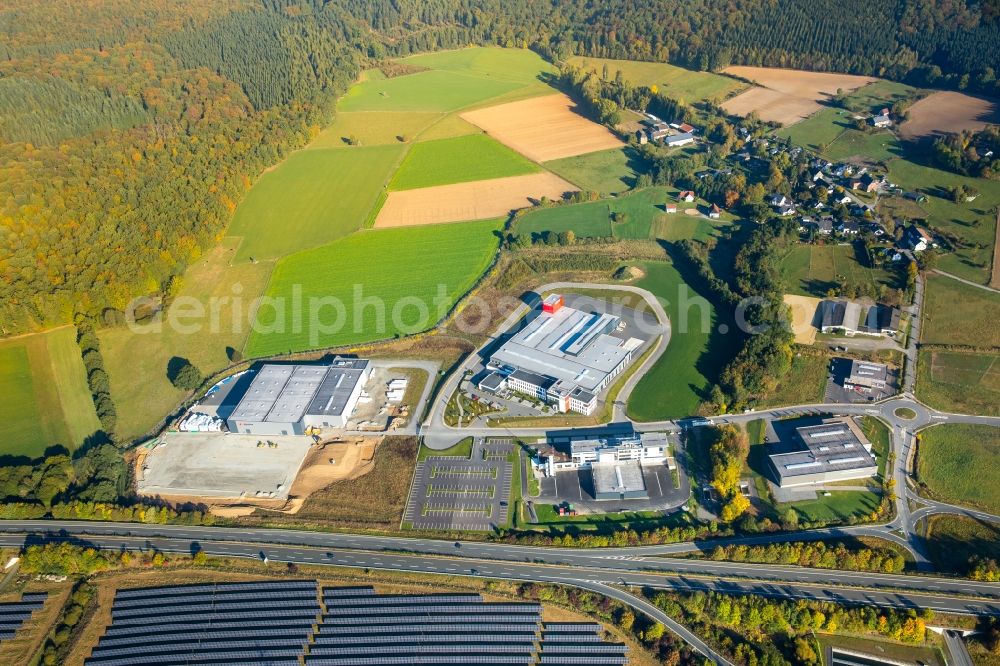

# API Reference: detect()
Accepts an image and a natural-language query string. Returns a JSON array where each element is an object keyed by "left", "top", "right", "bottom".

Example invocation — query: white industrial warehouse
[
  {"left": 478, "top": 295, "right": 642, "bottom": 415},
  {"left": 226, "top": 358, "right": 371, "bottom": 435}
]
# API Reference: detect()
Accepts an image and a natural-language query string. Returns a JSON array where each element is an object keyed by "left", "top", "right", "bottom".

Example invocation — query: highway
[{"left": 5, "top": 520, "right": 1000, "bottom": 606}]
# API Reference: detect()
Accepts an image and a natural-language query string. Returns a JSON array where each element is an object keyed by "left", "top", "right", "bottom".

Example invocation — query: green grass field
[
  {"left": 755, "top": 351, "right": 828, "bottom": 408},
  {"left": 916, "top": 349, "right": 1000, "bottom": 416},
  {"left": 627, "top": 261, "right": 727, "bottom": 420},
  {"left": 824, "top": 129, "right": 901, "bottom": 162},
  {"left": 516, "top": 186, "right": 731, "bottom": 243},
  {"left": 775, "top": 108, "right": 852, "bottom": 153},
  {"left": 842, "top": 80, "right": 921, "bottom": 114},
  {"left": 0, "top": 327, "right": 101, "bottom": 458},
  {"left": 917, "top": 423, "right": 1000, "bottom": 513},
  {"left": 779, "top": 243, "right": 902, "bottom": 298},
  {"left": 309, "top": 111, "right": 443, "bottom": 149},
  {"left": 922, "top": 274, "right": 1000, "bottom": 348},
  {"left": 543, "top": 147, "right": 644, "bottom": 195},
  {"left": 228, "top": 145, "right": 404, "bottom": 262},
  {"left": 404, "top": 47, "right": 556, "bottom": 86},
  {"left": 925, "top": 514, "right": 1000, "bottom": 576},
  {"left": 568, "top": 56, "right": 746, "bottom": 102},
  {"left": 389, "top": 134, "right": 539, "bottom": 190},
  {"left": 337, "top": 69, "right": 523, "bottom": 113},
  {"left": 887, "top": 158, "right": 1000, "bottom": 284},
  {"left": 244, "top": 219, "right": 502, "bottom": 357},
  {"left": 99, "top": 239, "right": 273, "bottom": 440}
]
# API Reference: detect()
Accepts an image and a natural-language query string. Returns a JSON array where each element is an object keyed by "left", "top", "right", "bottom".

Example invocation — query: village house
[
  {"left": 708, "top": 204, "right": 721, "bottom": 219},
  {"left": 678, "top": 190, "right": 696, "bottom": 203},
  {"left": 903, "top": 225, "right": 934, "bottom": 252},
  {"left": 870, "top": 108, "right": 892, "bottom": 128},
  {"left": 664, "top": 203, "right": 677, "bottom": 214}
]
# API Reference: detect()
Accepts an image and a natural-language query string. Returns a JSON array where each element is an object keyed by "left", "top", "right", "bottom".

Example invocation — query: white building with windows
[{"left": 542, "top": 432, "right": 672, "bottom": 475}]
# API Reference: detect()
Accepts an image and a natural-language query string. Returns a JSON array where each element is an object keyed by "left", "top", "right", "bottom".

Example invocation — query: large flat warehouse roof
[
  {"left": 228, "top": 359, "right": 369, "bottom": 424},
  {"left": 490, "top": 306, "right": 637, "bottom": 393}
]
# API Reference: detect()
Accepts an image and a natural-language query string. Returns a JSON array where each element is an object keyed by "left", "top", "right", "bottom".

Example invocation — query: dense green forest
[{"left": 1, "top": 0, "right": 998, "bottom": 333}]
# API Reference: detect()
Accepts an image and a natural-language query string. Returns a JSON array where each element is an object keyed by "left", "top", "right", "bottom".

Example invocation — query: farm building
[
  {"left": 708, "top": 204, "right": 722, "bottom": 219},
  {"left": 678, "top": 190, "right": 696, "bottom": 202},
  {"left": 767, "top": 417, "right": 878, "bottom": 488},
  {"left": 860, "top": 304, "right": 901, "bottom": 336},
  {"left": 226, "top": 358, "right": 371, "bottom": 435},
  {"left": 818, "top": 299, "right": 862, "bottom": 335},
  {"left": 478, "top": 295, "right": 642, "bottom": 415},
  {"left": 664, "top": 203, "right": 678, "bottom": 214},
  {"left": 664, "top": 131, "right": 695, "bottom": 147}
]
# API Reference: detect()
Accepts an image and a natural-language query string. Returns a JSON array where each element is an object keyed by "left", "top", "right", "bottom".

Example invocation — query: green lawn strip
[
  {"left": 860, "top": 416, "right": 891, "bottom": 478},
  {"left": 916, "top": 349, "right": 1000, "bottom": 416},
  {"left": 627, "top": 260, "right": 727, "bottom": 420},
  {"left": 228, "top": 145, "right": 405, "bottom": 262},
  {"left": 916, "top": 423, "right": 1000, "bottom": 514},
  {"left": 921, "top": 273, "right": 1000, "bottom": 347},
  {"left": 389, "top": 134, "right": 540, "bottom": 191},
  {"left": 568, "top": 56, "right": 746, "bottom": 103},
  {"left": 418, "top": 436, "right": 474, "bottom": 461},
  {"left": 337, "top": 69, "right": 524, "bottom": 113},
  {"left": 542, "top": 147, "right": 644, "bottom": 196},
  {"left": 886, "top": 158, "right": 1000, "bottom": 285},
  {"left": 244, "top": 218, "right": 502, "bottom": 357}
]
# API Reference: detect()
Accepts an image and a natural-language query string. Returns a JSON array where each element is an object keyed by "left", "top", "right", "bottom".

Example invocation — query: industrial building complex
[
  {"left": 538, "top": 432, "right": 674, "bottom": 501},
  {"left": 477, "top": 295, "right": 642, "bottom": 415},
  {"left": 767, "top": 417, "right": 878, "bottom": 488},
  {"left": 226, "top": 358, "right": 371, "bottom": 435}
]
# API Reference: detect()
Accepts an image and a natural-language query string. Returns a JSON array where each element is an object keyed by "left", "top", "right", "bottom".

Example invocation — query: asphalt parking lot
[{"left": 404, "top": 438, "right": 513, "bottom": 531}]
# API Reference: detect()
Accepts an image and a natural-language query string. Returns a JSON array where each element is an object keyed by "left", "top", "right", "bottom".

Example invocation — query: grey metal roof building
[
  {"left": 861, "top": 304, "right": 901, "bottom": 336},
  {"left": 818, "top": 300, "right": 861, "bottom": 334},
  {"left": 226, "top": 358, "right": 370, "bottom": 435},
  {"left": 592, "top": 461, "right": 648, "bottom": 500},
  {"left": 768, "top": 417, "right": 878, "bottom": 488},
  {"left": 844, "top": 359, "right": 890, "bottom": 392}
]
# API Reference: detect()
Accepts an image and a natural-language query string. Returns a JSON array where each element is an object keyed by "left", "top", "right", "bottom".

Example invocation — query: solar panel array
[
  {"left": 85, "top": 581, "right": 320, "bottom": 666},
  {"left": 308, "top": 586, "right": 628, "bottom": 666},
  {"left": 86, "top": 581, "right": 628, "bottom": 665},
  {"left": 0, "top": 592, "right": 47, "bottom": 642}
]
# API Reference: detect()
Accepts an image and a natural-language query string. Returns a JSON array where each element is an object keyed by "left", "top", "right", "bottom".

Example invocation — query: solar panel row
[
  {"left": 322, "top": 593, "right": 483, "bottom": 605},
  {"left": 309, "top": 644, "right": 538, "bottom": 655},
  {"left": 0, "top": 592, "right": 48, "bottom": 646},
  {"left": 325, "top": 603, "right": 542, "bottom": 616},
  {"left": 114, "top": 581, "right": 317, "bottom": 599},
  {"left": 314, "top": 623, "right": 541, "bottom": 636},
  {"left": 104, "top": 619, "right": 315, "bottom": 637}
]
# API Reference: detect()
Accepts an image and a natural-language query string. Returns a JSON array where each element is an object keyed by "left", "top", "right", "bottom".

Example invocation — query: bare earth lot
[
  {"left": 374, "top": 173, "right": 578, "bottom": 227},
  {"left": 460, "top": 93, "right": 623, "bottom": 162},
  {"left": 783, "top": 293, "right": 822, "bottom": 345},
  {"left": 722, "top": 66, "right": 876, "bottom": 125},
  {"left": 899, "top": 91, "right": 1000, "bottom": 140}
]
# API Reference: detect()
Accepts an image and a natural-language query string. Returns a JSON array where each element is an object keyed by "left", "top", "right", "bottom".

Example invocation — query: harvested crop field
[
  {"left": 460, "top": 94, "right": 623, "bottom": 162},
  {"left": 374, "top": 173, "right": 577, "bottom": 228},
  {"left": 898, "top": 91, "right": 1000, "bottom": 140},
  {"left": 721, "top": 66, "right": 876, "bottom": 125}
]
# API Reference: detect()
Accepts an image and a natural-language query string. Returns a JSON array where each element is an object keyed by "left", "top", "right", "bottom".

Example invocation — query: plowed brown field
[
  {"left": 460, "top": 93, "right": 623, "bottom": 162},
  {"left": 373, "top": 173, "right": 578, "bottom": 228}
]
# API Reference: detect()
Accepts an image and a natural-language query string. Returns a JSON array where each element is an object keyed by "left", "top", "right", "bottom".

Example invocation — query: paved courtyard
[{"left": 404, "top": 438, "right": 514, "bottom": 531}]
